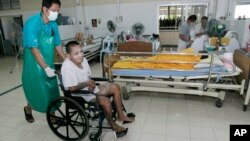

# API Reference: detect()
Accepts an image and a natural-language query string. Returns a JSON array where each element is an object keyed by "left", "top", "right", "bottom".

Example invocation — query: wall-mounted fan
[
  {"left": 132, "top": 22, "right": 145, "bottom": 39},
  {"left": 107, "top": 20, "right": 116, "bottom": 33},
  {"left": 10, "top": 22, "right": 22, "bottom": 48},
  {"left": 102, "top": 20, "right": 116, "bottom": 52}
]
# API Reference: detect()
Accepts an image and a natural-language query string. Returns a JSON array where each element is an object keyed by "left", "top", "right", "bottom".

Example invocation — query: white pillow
[{"left": 194, "top": 55, "right": 223, "bottom": 68}]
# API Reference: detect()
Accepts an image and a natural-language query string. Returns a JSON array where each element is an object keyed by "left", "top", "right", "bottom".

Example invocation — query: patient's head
[{"left": 66, "top": 41, "right": 84, "bottom": 65}]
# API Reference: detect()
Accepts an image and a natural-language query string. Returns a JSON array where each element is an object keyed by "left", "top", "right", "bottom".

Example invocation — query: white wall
[
  {"left": 0, "top": 7, "right": 81, "bottom": 44},
  {"left": 228, "top": 0, "right": 250, "bottom": 19},
  {"left": 83, "top": 0, "right": 212, "bottom": 37},
  {"left": 84, "top": 2, "right": 160, "bottom": 37},
  {"left": 214, "top": 0, "right": 250, "bottom": 19},
  {"left": 1, "top": 0, "right": 245, "bottom": 40},
  {"left": 20, "top": 7, "right": 78, "bottom": 25}
]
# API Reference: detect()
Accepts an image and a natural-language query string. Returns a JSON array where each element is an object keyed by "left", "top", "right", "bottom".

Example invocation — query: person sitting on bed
[{"left": 61, "top": 41, "right": 135, "bottom": 138}]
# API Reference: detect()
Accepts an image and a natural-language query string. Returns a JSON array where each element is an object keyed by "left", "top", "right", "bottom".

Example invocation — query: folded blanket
[{"left": 112, "top": 54, "right": 201, "bottom": 70}]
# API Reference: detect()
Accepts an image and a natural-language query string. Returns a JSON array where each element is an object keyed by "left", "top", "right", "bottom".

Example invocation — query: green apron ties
[{"left": 22, "top": 29, "right": 60, "bottom": 113}]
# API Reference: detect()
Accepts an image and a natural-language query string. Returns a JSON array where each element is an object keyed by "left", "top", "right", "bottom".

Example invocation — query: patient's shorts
[{"left": 71, "top": 94, "right": 96, "bottom": 102}]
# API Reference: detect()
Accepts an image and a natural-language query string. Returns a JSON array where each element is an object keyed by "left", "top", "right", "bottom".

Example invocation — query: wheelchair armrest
[
  {"left": 54, "top": 64, "right": 62, "bottom": 71},
  {"left": 70, "top": 89, "right": 93, "bottom": 94},
  {"left": 91, "top": 77, "right": 110, "bottom": 82},
  {"left": 69, "top": 90, "right": 108, "bottom": 97}
]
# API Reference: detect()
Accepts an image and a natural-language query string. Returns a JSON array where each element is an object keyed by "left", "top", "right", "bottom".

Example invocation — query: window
[
  {"left": 159, "top": 6, "right": 183, "bottom": 30},
  {"left": 234, "top": 3, "right": 250, "bottom": 19},
  {"left": 159, "top": 4, "right": 207, "bottom": 31},
  {"left": 0, "top": 0, "right": 20, "bottom": 10}
]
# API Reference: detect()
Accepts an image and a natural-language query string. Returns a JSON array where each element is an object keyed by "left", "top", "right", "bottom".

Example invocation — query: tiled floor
[{"left": 0, "top": 56, "right": 250, "bottom": 141}]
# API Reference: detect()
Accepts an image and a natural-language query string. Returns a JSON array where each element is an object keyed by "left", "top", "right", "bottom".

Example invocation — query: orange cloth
[{"left": 112, "top": 54, "right": 201, "bottom": 70}]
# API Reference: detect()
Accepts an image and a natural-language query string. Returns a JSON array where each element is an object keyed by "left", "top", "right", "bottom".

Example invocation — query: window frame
[
  {"left": 0, "top": 0, "right": 20, "bottom": 10},
  {"left": 158, "top": 3, "right": 208, "bottom": 31},
  {"left": 233, "top": 1, "right": 250, "bottom": 19}
]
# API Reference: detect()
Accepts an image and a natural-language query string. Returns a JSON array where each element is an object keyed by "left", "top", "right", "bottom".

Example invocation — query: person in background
[
  {"left": 178, "top": 15, "right": 197, "bottom": 51},
  {"left": 61, "top": 41, "right": 135, "bottom": 138},
  {"left": 195, "top": 16, "right": 208, "bottom": 37},
  {"left": 22, "top": 0, "right": 66, "bottom": 123}
]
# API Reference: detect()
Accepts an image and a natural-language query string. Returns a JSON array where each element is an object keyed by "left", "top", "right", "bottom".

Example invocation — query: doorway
[{"left": 0, "top": 15, "right": 23, "bottom": 56}]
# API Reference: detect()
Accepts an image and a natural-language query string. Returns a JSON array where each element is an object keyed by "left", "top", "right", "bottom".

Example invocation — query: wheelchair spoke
[
  {"left": 68, "top": 108, "right": 87, "bottom": 126},
  {"left": 69, "top": 110, "right": 78, "bottom": 118},
  {"left": 69, "top": 122, "right": 81, "bottom": 136},
  {"left": 51, "top": 101, "right": 67, "bottom": 119},
  {"left": 70, "top": 113, "right": 86, "bottom": 126},
  {"left": 66, "top": 124, "right": 69, "bottom": 138},
  {"left": 71, "top": 119, "right": 84, "bottom": 126}
]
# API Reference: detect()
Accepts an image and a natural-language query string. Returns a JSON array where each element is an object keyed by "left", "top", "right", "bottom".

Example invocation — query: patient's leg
[
  {"left": 98, "top": 83, "right": 134, "bottom": 122},
  {"left": 97, "top": 96, "right": 126, "bottom": 132}
]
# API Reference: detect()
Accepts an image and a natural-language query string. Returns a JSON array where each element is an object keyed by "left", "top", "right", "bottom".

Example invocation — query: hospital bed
[
  {"left": 54, "top": 37, "right": 103, "bottom": 64},
  {"left": 101, "top": 40, "right": 161, "bottom": 77},
  {"left": 103, "top": 51, "right": 247, "bottom": 108}
]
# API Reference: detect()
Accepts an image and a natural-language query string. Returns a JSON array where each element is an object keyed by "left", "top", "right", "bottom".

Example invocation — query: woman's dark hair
[
  {"left": 66, "top": 41, "right": 80, "bottom": 54},
  {"left": 42, "top": 0, "right": 61, "bottom": 9},
  {"left": 201, "top": 16, "right": 208, "bottom": 21},
  {"left": 188, "top": 15, "right": 197, "bottom": 22}
]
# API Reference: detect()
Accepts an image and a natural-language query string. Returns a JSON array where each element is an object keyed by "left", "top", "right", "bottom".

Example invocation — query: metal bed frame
[{"left": 103, "top": 51, "right": 247, "bottom": 108}]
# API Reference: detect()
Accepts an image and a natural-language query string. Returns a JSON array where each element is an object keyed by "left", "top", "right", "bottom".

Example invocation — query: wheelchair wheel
[
  {"left": 47, "top": 97, "right": 89, "bottom": 141},
  {"left": 89, "top": 132, "right": 100, "bottom": 141}
]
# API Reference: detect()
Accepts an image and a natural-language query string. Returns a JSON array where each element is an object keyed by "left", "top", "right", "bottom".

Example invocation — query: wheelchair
[{"left": 46, "top": 71, "right": 134, "bottom": 141}]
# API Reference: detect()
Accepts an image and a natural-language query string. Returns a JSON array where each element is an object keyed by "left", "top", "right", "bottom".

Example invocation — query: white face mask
[
  {"left": 47, "top": 10, "right": 58, "bottom": 21},
  {"left": 190, "top": 22, "right": 195, "bottom": 26}
]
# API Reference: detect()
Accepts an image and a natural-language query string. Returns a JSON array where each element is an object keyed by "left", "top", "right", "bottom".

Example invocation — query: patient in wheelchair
[{"left": 61, "top": 41, "right": 134, "bottom": 137}]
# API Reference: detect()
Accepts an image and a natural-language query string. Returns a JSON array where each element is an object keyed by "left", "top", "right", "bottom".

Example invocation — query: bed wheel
[
  {"left": 215, "top": 99, "right": 223, "bottom": 108},
  {"left": 243, "top": 105, "right": 247, "bottom": 111},
  {"left": 89, "top": 132, "right": 100, "bottom": 141},
  {"left": 123, "top": 93, "right": 129, "bottom": 100},
  {"left": 122, "top": 87, "right": 130, "bottom": 100}
]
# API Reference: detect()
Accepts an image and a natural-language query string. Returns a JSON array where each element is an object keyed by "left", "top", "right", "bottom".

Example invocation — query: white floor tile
[
  {"left": 145, "top": 112, "right": 167, "bottom": 124},
  {"left": 167, "top": 114, "right": 189, "bottom": 126},
  {"left": 140, "top": 133, "right": 165, "bottom": 141},
  {"left": 1, "top": 128, "right": 30, "bottom": 141},
  {"left": 188, "top": 117, "right": 212, "bottom": 128},
  {"left": 167, "top": 106, "right": 188, "bottom": 117},
  {"left": 166, "top": 124, "right": 190, "bottom": 138},
  {"left": 166, "top": 136, "right": 190, "bottom": 141},
  {"left": 190, "top": 126, "right": 216, "bottom": 141},
  {"left": 210, "top": 118, "right": 231, "bottom": 130},
  {"left": 213, "top": 128, "right": 229, "bottom": 141},
  {"left": 143, "top": 121, "right": 166, "bottom": 135},
  {"left": 19, "top": 131, "right": 48, "bottom": 141}
]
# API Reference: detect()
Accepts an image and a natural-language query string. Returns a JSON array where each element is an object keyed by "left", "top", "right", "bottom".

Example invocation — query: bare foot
[
  {"left": 113, "top": 124, "right": 127, "bottom": 132},
  {"left": 118, "top": 115, "right": 134, "bottom": 122}
]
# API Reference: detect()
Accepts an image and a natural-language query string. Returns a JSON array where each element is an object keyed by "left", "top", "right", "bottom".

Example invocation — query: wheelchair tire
[
  {"left": 89, "top": 132, "right": 100, "bottom": 141},
  {"left": 47, "top": 97, "right": 89, "bottom": 141}
]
